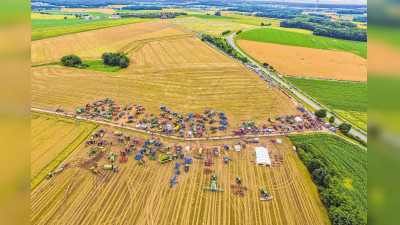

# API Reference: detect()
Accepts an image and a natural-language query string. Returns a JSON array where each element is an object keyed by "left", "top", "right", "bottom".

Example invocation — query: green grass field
[
  {"left": 290, "top": 134, "right": 367, "bottom": 222},
  {"left": 285, "top": 77, "right": 367, "bottom": 131},
  {"left": 32, "top": 60, "right": 121, "bottom": 72},
  {"left": 237, "top": 27, "right": 367, "bottom": 58},
  {"left": 31, "top": 111, "right": 98, "bottom": 189},
  {"left": 32, "top": 18, "right": 154, "bottom": 41}
]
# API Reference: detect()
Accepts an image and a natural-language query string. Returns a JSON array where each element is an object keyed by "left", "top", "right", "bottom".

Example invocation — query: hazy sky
[{"left": 283, "top": 0, "right": 367, "bottom": 4}]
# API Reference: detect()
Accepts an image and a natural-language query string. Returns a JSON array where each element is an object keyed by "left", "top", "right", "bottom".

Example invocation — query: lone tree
[
  {"left": 262, "top": 62, "right": 269, "bottom": 68},
  {"left": 338, "top": 123, "right": 352, "bottom": 134},
  {"left": 314, "top": 109, "right": 327, "bottom": 119},
  {"left": 61, "top": 54, "right": 82, "bottom": 67},
  {"left": 215, "top": 11, "right": 221, "bottom": 16},
  {"left": 329, "top": 116, "right": 335, "bottom": 123},
  {"left": 269, "top": 66, "right": 274, "bottom": 70}
]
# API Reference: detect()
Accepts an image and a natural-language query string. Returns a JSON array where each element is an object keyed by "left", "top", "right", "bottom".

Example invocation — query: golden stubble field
[
  {"left": 31, "top": 20, "right": 192, "bottom": 65},
  {"left": 31, "top": 37, "right": 299, "bottom": 131},
  {"left": 31, "top": 126, "right": 330, "bottom": 225},
  {"left": 237, "top": 40, "right": 367, "bottom": 82},
  {"left": 31, "top": 111, "right": 98, "bottom": 189}
]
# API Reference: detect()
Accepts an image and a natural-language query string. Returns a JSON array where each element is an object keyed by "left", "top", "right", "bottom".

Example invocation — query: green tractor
[{"left": 203, "top": 174, "right": 224, "bottom": 191}]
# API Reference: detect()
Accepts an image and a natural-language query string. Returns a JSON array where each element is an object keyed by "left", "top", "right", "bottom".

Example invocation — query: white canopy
[
  {"left": 294, "top": 116, "right": 303, "bottom": 123},
  {"left": 255, "top": 147, "right": 271, "bottom": 166}
]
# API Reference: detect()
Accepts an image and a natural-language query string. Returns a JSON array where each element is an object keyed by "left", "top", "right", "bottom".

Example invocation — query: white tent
[
  {"left": 254, "top": 147, "right": 271, "bottom": 166},
  {"left": 294, "top": 116, "right": 303, "bottom": 123}
]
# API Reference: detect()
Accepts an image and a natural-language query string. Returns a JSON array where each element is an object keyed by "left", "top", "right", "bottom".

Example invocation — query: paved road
[
  {"left": 224, "top": 31, "right": 367, "bottom": 142},
  {"left": 32, "top": 107, "right": 328, "bottom": 142}
]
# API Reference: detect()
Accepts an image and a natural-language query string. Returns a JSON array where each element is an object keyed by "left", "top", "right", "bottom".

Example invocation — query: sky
[{"left": 283, "top": 0, "right": 367, "bottom": 5}]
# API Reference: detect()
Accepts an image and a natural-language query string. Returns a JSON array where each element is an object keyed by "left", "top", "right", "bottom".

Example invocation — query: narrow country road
[{"left": 224, "top": 31, "right": 367, "bottom": 142}]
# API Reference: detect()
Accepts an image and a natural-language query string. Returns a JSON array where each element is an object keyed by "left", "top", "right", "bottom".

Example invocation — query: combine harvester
[
  {"left": 260, "top": 188, "right": 274, "bottom": 201},
  {"left": 203, "top": 174, "right": 224, "bottom": 192}
]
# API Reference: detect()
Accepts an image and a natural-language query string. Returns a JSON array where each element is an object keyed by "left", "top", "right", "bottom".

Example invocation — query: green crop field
[
  {"left": 32, "top": 18, "right": 154, "bottom": 41},
  {"left": 285, "top": 77, "right": 367, "bottom": 131},
  {"left": 290, "top": 134, "right": 367, "bottom": 224},
  {"left": 31, "top": 111, "right": 98, "bottom": 189},
  {"left": 237, "top": 27, "right": 367, "bottom": 58},
  {"left": 189, "top": 13, "right": 281, "bottom": 26}
]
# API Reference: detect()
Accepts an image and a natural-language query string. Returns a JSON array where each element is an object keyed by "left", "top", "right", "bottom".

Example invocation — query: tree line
[
  {"left": 119, "top": 12, "right": 187, "bottom": 19},
  {"left": 227, "top": 7, "right": 302, "bottom": 19},
  {"left": 352, "top": 16, "right": 367, "bottom": 23},
  {"left": 280, "top": 17, "right": 367, "bottom": 42},
  {"left": 121, "top": 6, "right": 163, "bottom": 10},
  {"left": 201, "top": 35, "right": 248, "bottom": 64}
]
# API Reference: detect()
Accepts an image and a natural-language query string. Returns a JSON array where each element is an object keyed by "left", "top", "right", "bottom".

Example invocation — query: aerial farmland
[{"left": 31, "top": 1, "right": 367, "bottom": 225}]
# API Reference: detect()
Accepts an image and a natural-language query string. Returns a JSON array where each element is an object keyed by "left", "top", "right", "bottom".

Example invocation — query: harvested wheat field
[
  {"left": 237, "top": 40, "right": 367, "bottom": 82},
  {"left": 31, "top": 125, "right": 330, "bottom": 225},
  {"left": 31, "top": 37, "right": 299, "bottom": 131},
  {"left": 31, "top": 111, "right": 98, "bottom": 189},
  {"left": 31, "top": 20, "right": 192, "bottom": 65}
]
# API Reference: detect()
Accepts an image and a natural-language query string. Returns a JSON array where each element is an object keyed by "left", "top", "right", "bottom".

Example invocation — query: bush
[
  {"left": 329, "top": 116, "right": 335, "bottom": 123},
  {"left": 77, "top": 64, "right": 89, "bottom": 69},
  {"left": 61, "top": 54, "right": 82, "bottom": 67},
  {"left": 315, "top": 109, "right": 327, "bottom": 119},
  {"left": 102, "top": 52, "right": 130, "bottom": 68},
  {"left": 339, "top": 123, "right": 352, "bottom": 134},
  {"left": 222, "top": 30, "right": 231, "bottom": 35}
]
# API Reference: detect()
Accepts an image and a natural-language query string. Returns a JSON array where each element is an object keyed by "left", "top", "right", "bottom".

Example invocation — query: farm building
[{"left": 254, "top": 147, "right": 271, "bottom": 166}]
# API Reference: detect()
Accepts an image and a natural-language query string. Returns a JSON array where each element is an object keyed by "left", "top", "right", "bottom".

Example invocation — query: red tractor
[{"left": 231, "top": 177, "right": 248, "bottom": 196}]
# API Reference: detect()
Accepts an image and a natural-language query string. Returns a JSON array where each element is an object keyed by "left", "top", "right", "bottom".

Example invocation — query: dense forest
[
  {"left": 281, "top": 17, "right": 367, "bottom": 41},
  {"left": 121, "top": 6, "right": 164, "bottom": 10},
  {"left": 337, "top": 9, "right": 366, "bottom": 14},
  {"left": 227, "top": 7, "right": 302, "bottom": 19},
  {"left": 201, "top": 35, "right": 248, "bottom": 63},
  {"left": 119, "top": 12, "right": 186, "bottom": 19},
  {"left": 353, "top": 16, "right": 367, "bottom": 23},
  {"left": 308, "top": 13, "right": 332, "bottom": 19}
]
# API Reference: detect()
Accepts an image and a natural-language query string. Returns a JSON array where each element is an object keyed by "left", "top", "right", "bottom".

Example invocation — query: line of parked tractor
[{"left": 56, "top": 98, "right": 321, "bottom": 139}]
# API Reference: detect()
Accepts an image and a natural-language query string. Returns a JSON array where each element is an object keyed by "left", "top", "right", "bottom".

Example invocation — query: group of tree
[
  {"left": 260, "top": 22, "right": 271, "bottom": 26},
  {"left": 119, "top": 12, "right": 187, "bottom": 19},
  {"left": 227, "top": 6, "right": 302, "bottom": 19},
  {"left": 292, "top": 136, "right": 367, "bottom": 225},
  {"left": 281, "top": 17, "right": 367, "bottom": 42},
  {"left": 262, "top": 62, "right": 274, "bottom": 70},
  {"left": 308, "top": 13, "right": 332, "bottom": 19},
  {"left": 314, "top": 109, "right": 327, "bottom": 119},
  {"left": 121, "top": 6, "right": 163, "bottom": 10},
  {"left": 201, "top": 35, "right": 248, "bottom": 63},
  {"left": 221, "top": 30, "right": 230, "bottom": 35},
  {"left": 337, "top": 9, "right": 366, "bottom": 14},
  {"left": 60, "top": 54, "right": 88, "bottom": 69},
  {"left": 101, "top": 52, "right": 130, "bottom": 68},
  {"left": 236, "top": 30, "right": 242, "bottom": 34},
  {"left": 352, "top": 16, "right": 367, "bottom": 23}
]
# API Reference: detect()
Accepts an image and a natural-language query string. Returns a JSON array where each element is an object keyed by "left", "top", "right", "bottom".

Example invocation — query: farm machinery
[
  {"left": 223, "top": 157, "right": 232, "bottom": 164},
  {"left": 90, "top": 164, "right": 99, "bottom": 175},
  {"left": 203, "top": 174, "right": 224, "bottom": 192},
  {"left": 104, "top": 164, "right": 119, "bottom": 173},
  {"left": 231, "top": 177, "right": 248, "bottom": 196},
  {"left": 203, "top": 168, "right": 215, "bottom": 174},
  {"left": 260, "top": 188, "right": 274, "bottom": 201},
  {"left": 204, "top": 148, "right": 213, "bottom": 166},
  {"left": 170, "top": 175, "right": 178, "bottom": 188},
  {"left": 46, "top": 163, "right": 69, "bottom": 179}
]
